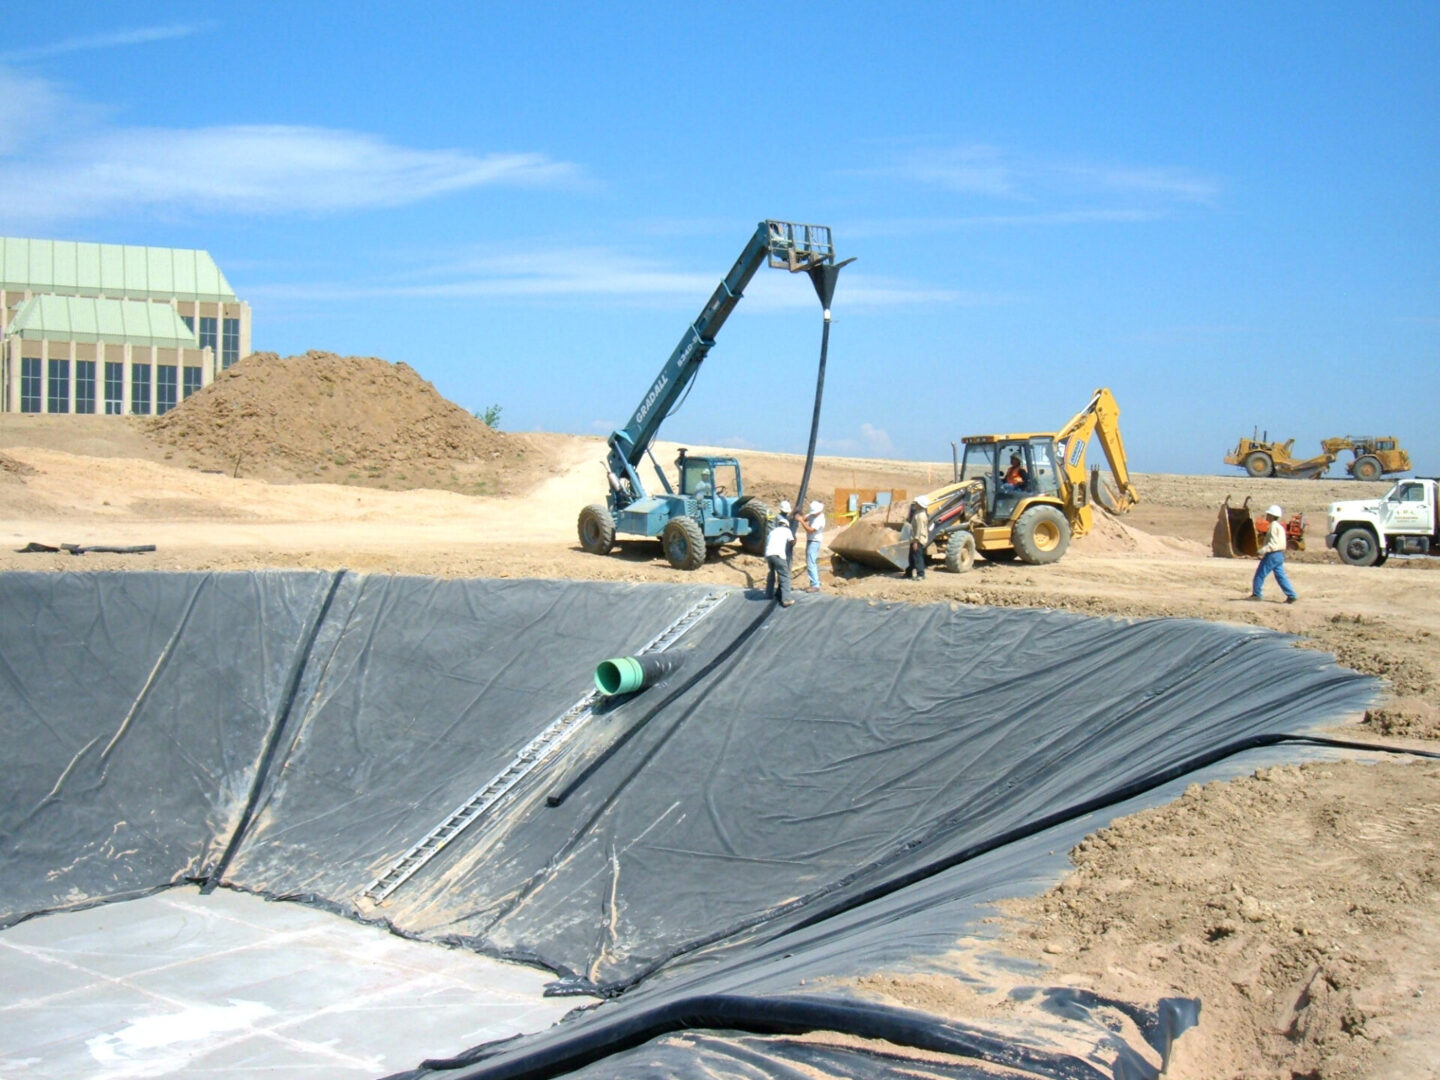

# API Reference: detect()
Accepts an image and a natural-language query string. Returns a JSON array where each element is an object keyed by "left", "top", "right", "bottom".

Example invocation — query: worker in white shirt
[
  {"left": 765, "top": 501, "right": 796, "bottom": 607},
  {"left": 798, "top": 500, "right": 826, "bottom": 592},
  {"left": 1249, "top": 504, "right": 1298, "bottom": 603}
]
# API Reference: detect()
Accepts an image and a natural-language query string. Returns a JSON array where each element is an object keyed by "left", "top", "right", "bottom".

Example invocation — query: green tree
[{"left": 474, "top": 404, "right": 503, "bottom": 430}]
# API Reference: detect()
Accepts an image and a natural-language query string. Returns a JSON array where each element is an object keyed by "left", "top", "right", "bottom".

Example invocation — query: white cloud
[
  {"left": 0, "top": 68, "right": 584, "bottom": 225},
  {"left": 1, "top": 24, "right": 204, "bottom": 62},
  {"left": 818, "top": 423, "right": 896, "bottom": 457},
  {"left": 854, "top": 145, "right": 1016, "bottom": 197},
  {"left": 853, "top": 143, "right": 1220, "bottom": 215},
  {"left": 0, "top": 68, "right": 75, "bottom": 154},
  {"left": 249, "top": 247, "right": 712, "bottom": 302}
]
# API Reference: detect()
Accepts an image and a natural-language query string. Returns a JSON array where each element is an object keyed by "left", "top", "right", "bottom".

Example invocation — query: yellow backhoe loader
[{"left": 830, "top": 388, "right": 1139, "bottom": 573}]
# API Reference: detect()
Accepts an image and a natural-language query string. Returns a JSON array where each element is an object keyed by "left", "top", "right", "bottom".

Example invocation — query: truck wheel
[
  {"left": 1011, "top": 505, "right": 1071, "bottom": 565},
  {"left": 1352, "top": 455, "right": 1382, "bottom": 482},
  {"left": 578, "top": 504, "right": 615, "bottom": 555},
  {"left": 662, "top": 517, "right": 706, "bottom": 571},
  {"left": 1335, "top": 526, "right": 1381, "bottom": 567},
  {"left": 1244, "top": 451, "right": 1273, "bottom": 478},
  {"left": 737, "top": 500, "right": 772, "bottom": 555},
  {"left": 944, "top": 530, "right": 976, "bottom": 573}
]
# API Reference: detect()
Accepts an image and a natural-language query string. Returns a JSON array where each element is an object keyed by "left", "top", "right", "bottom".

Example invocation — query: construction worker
[
  {"left": 799, "top": 500, "right": 825, "bottom": 592},
  {"left": 765, "top": 509, "right": 796, "bottom": 607},
  {"left": 1250, "top": 504, "right": 1298, "bottom": 603},
  {"left": 902, "top": 497, "right": 928, "bottom": 580},
  {"left": 1002, "top": 452, "right": 1029, "bottom": 493}
]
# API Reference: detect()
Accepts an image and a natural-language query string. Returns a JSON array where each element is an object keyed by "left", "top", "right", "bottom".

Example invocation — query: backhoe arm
[{"left": 1057, "top": 387, "right": 1139, "bottom": 512}]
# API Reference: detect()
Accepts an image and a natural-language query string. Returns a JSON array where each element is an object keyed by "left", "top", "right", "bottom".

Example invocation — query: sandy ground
[{"left": 3, "top": 415, "right": 1438, "bottom": 1079}]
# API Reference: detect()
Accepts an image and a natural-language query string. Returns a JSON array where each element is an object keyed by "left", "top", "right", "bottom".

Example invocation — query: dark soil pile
[{"left": 146, "top": 352, "right": 509, "bottom": 490}]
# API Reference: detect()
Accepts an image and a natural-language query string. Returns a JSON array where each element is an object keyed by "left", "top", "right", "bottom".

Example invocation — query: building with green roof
[{"left": 1, "top": 237, "right": 251, "bottom": 415}]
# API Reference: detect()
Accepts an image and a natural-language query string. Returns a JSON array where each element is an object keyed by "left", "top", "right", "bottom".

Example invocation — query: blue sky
[{"left": 2, "top": 3, "right": 1436, "bottom": 475}]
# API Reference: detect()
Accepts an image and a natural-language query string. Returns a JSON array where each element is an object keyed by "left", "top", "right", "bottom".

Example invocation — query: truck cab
[{"left": 1326, "top": 477, "right": 1440, "bottom": 566}]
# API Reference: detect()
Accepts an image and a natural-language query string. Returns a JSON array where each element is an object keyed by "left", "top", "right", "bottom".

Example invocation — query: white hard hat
[
  {"left": 1267, "top": 505, "right": 1283, "bottom": 518},
  {"left": 809, "top": 500, "right": 823, "bottom": 514},
  {"left": 913, "top": 496, "right": 926, "bottom": 507},
  {"left": 779, "top": 500, "right": 792, "bottom": 514}
]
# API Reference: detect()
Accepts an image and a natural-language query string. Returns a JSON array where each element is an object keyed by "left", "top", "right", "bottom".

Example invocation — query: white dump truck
[{"left": 1326, "top": 477, "right": 1440, "bottom": 566}]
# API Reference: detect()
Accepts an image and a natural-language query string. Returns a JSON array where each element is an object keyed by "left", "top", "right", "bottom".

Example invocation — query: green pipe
[{"left": 594, "top": 653, "right": 686, "bottom": 696}]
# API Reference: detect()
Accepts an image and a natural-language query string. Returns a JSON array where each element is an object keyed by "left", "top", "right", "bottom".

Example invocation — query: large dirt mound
[{"left": 146, "top": 351, "right": 506, "bottom": 486}]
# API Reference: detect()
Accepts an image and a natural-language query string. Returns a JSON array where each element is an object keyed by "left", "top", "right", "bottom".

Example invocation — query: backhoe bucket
[
  {"left": 1212, "top": 496, "right": 1259, "bottom": 558},
  {"left": 829, "top": 518, "right": 912, "bottom": 572}
]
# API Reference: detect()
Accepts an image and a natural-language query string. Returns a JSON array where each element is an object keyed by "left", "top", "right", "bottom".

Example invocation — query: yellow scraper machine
[
  {"left": 830, "top": 388, "right": 1138, "bottom": 573},
  {"left": 1224, "top": 430, "right": 1412, "bottom": 481}
]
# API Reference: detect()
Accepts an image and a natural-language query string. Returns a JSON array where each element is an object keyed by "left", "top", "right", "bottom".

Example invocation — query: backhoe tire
[
  {"left": 737, "top": 500, "right": 772, "bottom": 555},
  {"left": 1244, "top": 451, "right": 1273, "bottom": 478},
  {"left": 944, "top": 530, "right": 976, "bottom": 573},
  {"left": 662, "top": 516, "right": 707, "bottom": 571},
  {"left": 1011, "top": 505, "right": 1071, "bottom": 565},
  {"left": 1335, "top": 526, "right": 1382, "bottom": 567},
  {"left": 1352, "top": 455, "right": 1382, "bottom": 482},
  {"left": 578, "top": 504, "right": 616, "bottom": 555}
]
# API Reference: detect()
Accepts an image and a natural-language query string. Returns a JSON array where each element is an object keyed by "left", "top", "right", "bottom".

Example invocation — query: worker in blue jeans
[
  {"left": 1250, "top": 504, "right": 1298, "bottom": 603},
  {"left": 799, "top": 500, "right": 826, "bottom": 591}
]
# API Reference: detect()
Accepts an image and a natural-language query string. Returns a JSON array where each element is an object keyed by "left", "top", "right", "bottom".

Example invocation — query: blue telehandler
[{"left": 578, "top": 220, "right": 838, "bottom": 570}]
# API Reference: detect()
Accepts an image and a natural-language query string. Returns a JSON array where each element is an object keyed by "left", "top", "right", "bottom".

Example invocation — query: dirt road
[{"left": 3, "top": 416, "right": 1437, "bottom": 1079}]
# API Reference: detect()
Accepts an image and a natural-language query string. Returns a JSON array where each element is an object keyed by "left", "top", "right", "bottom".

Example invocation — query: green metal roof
[
  {"left": 0, "top": 237, "right": 237, "bottom": 302},
  {"left": 3, "top": 295, "right": 202, "bottom": 348}
]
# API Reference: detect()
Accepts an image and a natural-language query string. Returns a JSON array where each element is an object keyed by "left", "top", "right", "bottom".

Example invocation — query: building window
[
  {"left": 222, "top": 317, "right": 240, "bottom": 368},
  {"left": 131, "top": 364, "right": 151, "bottom": 415},
  {"left": 199, "top": 316, "right": 218, "bottom": 357},
  {"left": 157, "top": 365, "right": 178, "bottom": 414},
  {"left": 48, "top": 358, "right": 70, "bottom": 414},
  {"left": 180, "top": 315, "right": 194, "bottom": 333},
  {"left": 21, "top": 357, "right": 42, "bottom": 413},
  {"left": 75, "top": 360, "right": 96, "bottom": 414},
  {"left": 105, "top": 361, "right": 124, "bottom": 414},
  {"left": 183, "top": 366, "right": 202, "bottom": 398}
]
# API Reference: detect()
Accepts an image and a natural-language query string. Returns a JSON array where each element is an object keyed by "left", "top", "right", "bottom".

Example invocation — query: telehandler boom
[{"left": 578, "top": 221, "right": 838, "bottom": 570}]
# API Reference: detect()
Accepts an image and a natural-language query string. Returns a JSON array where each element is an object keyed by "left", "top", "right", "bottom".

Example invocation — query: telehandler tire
[
  {"left": 578, "top": 504, "right": 616, "bottom": 555},
  {"left": 944, "top": 530, "right": 976, "bottom": 573},
  {"left": 662, "top": 516, "right": 707, "bottom": 571},
  {"left": 1011, "top": 505, "right": 1071, "bottom": 565},
  {"left": 1352, "top": 455, "right": 1382, "bottom": 482},
  {"left": 737, "top": 500, "right": 772, "bottom": 555},
  {"left": 1244, "top": 451, "right": 1273, "bottom": 478}
]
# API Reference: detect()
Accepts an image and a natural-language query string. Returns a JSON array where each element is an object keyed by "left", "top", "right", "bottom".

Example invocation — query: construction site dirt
[{"left": 2, "top": 354, "right": 1438, "bottom": 1080}]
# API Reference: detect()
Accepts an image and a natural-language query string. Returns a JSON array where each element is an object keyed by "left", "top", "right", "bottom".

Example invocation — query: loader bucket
[
  {"left": 1212, "top": 496, "right": 1259, "bottom": 558},
  {"left": 829, "top": 518, "right": 912, "bottom": 572}
]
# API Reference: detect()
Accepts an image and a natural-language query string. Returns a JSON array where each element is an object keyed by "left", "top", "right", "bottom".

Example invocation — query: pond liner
[{"left": 0, "top": 571, "right": 1379, "bottom": 1078}]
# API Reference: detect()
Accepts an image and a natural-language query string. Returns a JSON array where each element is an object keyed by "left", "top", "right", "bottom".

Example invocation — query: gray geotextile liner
[
  {"left": 0, "top": 571, "right": 338, "bottom": 925},
  {"left": 0, "top": 571, "right": 1377, "bottom": 1077}
]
